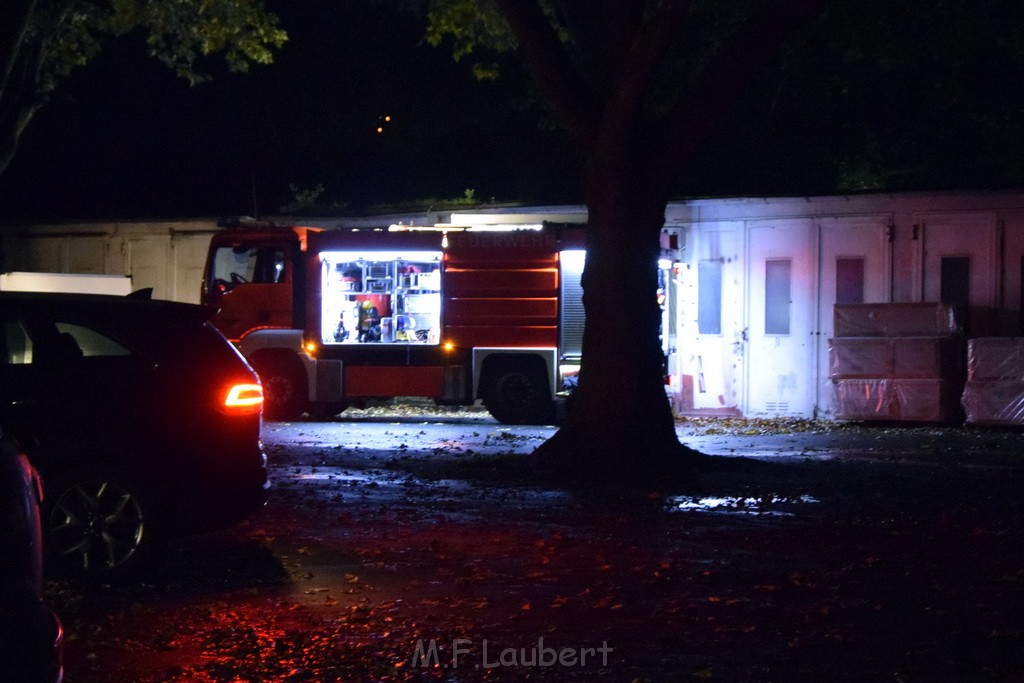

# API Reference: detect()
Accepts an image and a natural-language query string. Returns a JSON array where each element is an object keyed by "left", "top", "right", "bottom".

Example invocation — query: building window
[
  {"left": 836, "top": 258, "right": 865, "bottom": 305},
  {"left": 940, "top": 256, "right": 970, "bottom": 308},
  {"left": 697, "top": 261, "right": 722, "bottom": 335},
  {"left": 1020, "top": 257, "right": 1024, "bottom": 335},
  {"left": 765, "top": 259, "right": 791, "bottom": 335}
]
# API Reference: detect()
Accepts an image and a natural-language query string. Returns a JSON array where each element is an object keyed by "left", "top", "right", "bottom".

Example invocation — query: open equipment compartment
[{"left": 319, "top": 250, "right": 442, "bottom": 345}]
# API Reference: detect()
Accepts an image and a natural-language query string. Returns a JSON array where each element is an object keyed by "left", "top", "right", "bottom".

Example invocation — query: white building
[
  {"left": 6, "top": 189, "right": 1024, "bottom": 420},
  {"left": 662, "top": 190, "right": 1024, "bottom": 418}
]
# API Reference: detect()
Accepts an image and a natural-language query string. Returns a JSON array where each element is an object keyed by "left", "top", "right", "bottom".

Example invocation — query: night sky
[
  {"left": 3, "top": 2, "right": 1023, "bottom": 223},
  {"left": 0, "top": 1, "right": 581, "bottom": 222}
]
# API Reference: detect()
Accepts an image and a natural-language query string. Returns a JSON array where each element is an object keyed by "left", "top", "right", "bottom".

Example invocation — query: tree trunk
[
  {"left": 534, "top": 153, "right": 702, "bottom": 484},
  {"left": 492, "top": 0, "right": 828, "bottom": 486}
]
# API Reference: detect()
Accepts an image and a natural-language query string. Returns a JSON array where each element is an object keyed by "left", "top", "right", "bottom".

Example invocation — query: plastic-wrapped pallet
[
  {"left": 962, "top": 381, "right": 1024, "bottom": 425},
  {"left": 830, "top": 302, "right": 964, "bottom": 423},
  {"left": 966, "top": 337, "right": 1024, "bottom": 381},
  {"left": 833, "top": 303, "right": 961, "bottom": 338},
  {"left": 893, "top": 379, "right": 956, "bottom": 423},
  {"left": 829, "top": 337, "right": 963, "bottom": 380},
  {"left": 832, "top": 378, "right": 955, "bottom": 422},
  {"left": 831, "top": 379, "right": 894, "bottom": 420},
  {"left": 962, "top": 338, "right": 1024, "bottom": 425},
  {"left": 828, "top": 338, "right": 891, "bottom": 378}
]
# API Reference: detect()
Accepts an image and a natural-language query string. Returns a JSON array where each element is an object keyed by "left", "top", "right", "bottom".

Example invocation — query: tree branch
[
  {"left": 558, "top": 0, "right": 643, "bottom": 82},
  {"left": 0, "top": 0, "right": 37, "bottom": 104},
  {"left": 493, "top": 0, "right": 599, "bottom": 142},
  {"left": 602, "top": 1, "right": 690, "bottom": 146},
  {"left": 601, "top": 0, "right": 646, "bottom": 68},
  {"left": 661, "top": 0, "right": 826, "bottom": 173},
  {"left": 0, "top": 0, "right": 43, "bottom": 176}
]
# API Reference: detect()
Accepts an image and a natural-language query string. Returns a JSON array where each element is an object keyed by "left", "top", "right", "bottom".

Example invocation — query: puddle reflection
[{"left": 668, "top": 494, "right": 818, "bottom": 516}]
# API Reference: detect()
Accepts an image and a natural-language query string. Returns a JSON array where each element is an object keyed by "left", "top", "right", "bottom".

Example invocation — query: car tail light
[{"left": 222, "top": 382, "right": 264, "bottom": 415}]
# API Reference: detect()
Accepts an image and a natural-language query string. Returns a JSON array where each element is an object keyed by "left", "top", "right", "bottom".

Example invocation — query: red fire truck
[{"left": 201, "top": 220, "right": 590, "bottom": 423}]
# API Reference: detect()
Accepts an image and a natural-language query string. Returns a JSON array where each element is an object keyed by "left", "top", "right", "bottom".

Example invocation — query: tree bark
[
  {"left": 505, "top": 0, "right": 826, "bottom": 486},
  {"left": 533, "top": 149, "right": 702, "bottom": 484}
]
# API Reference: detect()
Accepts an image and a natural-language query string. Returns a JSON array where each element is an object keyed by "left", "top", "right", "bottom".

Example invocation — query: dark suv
[{"left": 0, "top": 292, "right": 269, "bottom": 576}]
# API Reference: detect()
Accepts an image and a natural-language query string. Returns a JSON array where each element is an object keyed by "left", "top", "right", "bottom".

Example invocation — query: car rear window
[
  {"left": 30, "top": 301, "right": 208, "bottom": 364},
  {"left": 2, "top": 296, "right": 244, "bottom": 377},
  {"left": 54, "top": 322, "right": 130, "bottom": 357}
]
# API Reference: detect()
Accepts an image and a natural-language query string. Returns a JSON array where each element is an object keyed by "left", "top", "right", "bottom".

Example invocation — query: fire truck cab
[{"left": 202, "top": 220, "right": 588, "bottom": 423}]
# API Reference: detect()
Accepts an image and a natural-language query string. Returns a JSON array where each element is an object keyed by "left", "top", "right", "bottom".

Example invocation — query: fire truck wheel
[
  {"left": 482, "top": 361, "right": 552, "bottom": 425},
  {"left": 251, "top": 354, "right": 307, "bottom": 421}
]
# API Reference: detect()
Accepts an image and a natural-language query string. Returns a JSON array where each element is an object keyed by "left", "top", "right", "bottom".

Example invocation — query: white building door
[
  {"left": 816, "top": 216, "right": 892, "bottom": 417},
  {"left": 917, "top": 212, "right": 999, "bottom": 336},
  {"left": 126, "top": 235, "right": 171, "bottom": 300},
  {"left": 745, "top": 219, "right": 815, "bottom": 417},
  {"left": 679, "top": 223, "right": 744, "bottom": 413},
  {"left": 171, "top": 232, "right": 215, "bottom": 304}
]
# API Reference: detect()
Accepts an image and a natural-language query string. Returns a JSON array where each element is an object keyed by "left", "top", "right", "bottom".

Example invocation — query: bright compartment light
[{"left": 560, "top": 249, "right": 586, "bottom": 271}]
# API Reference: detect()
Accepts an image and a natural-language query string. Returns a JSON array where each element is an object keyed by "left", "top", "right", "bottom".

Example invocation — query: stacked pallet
[
  {"left": 961, "top": 338, "right": 1024, "bottom": 425},
  {"left": 830, "top": 303, "right": 964, "bottom": 423}
]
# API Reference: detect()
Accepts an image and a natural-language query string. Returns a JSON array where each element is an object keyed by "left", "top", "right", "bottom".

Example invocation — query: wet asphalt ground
[{"left": 47, "top": 410, "right": 1024, "bottom": 682}]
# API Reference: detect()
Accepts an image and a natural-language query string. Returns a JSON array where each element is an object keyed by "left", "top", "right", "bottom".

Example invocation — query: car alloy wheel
[{"left": 49, "top": 479, "right": 146, "bottom": 574}]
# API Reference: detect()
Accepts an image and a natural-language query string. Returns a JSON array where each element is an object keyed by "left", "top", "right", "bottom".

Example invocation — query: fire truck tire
[
  {"left": 250, "top": 353, "right": 307, "bottom": 421},
  {"left": 481, "top": 359, "right": 553, "bottom": 425}
]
